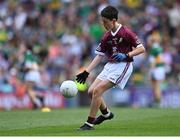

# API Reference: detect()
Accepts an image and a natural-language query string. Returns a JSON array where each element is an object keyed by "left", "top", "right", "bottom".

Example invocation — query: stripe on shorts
[{"left": 115, "top": 63, "right": 130, "bottom": 84}]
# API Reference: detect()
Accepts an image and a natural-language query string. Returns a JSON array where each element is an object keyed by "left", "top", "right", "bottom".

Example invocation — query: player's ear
[{"left": 112, "top": 19, "right": 116, "bottom": 26}]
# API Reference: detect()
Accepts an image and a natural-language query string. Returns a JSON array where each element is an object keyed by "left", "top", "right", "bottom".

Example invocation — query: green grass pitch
[{"left": 0, "top": 108, "right": 180, "bottom": 136}]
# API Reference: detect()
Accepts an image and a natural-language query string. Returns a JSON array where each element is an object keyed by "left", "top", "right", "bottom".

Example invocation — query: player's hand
[
  {"left": 112, "top": 53, "right": 128, "bottom": 62},
  {"left": 76, "top": 70, "right": 89, "bottom": 84}
]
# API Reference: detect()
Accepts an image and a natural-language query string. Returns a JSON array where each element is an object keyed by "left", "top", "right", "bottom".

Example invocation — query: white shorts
[
  {"left": 25, "top": 70, "right": 41, "bottom": 85},
  {"left": 150, "top": 66, "right": 166, "bottom": 81},
  {"left": 97, "top": 62, "right": 133, "bottom": 89}
]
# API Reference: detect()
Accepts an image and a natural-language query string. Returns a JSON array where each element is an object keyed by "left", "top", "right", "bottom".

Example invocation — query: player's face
[{"left": 101, "top": 17, "right": 115, "bottom": 31}]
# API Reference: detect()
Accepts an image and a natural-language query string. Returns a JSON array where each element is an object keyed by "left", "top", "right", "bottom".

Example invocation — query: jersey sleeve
[
  {"left": 95, "top": 39, "right": 106, "bottom": 56},
  {"left": 125, "top": 28, "right": 142, "bottom": 48}
]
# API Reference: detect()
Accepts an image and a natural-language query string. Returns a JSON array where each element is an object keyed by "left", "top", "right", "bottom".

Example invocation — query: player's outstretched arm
[
  {"left": 85, "top": 55, "right": 104, "bottom": 73},
  {"left": 76, "top": 55, "right": 103, "bottom": 84}
]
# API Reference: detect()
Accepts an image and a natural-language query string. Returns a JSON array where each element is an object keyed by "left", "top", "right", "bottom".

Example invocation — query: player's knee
[{"left": 92, "top": 87, "right": 102, "bottom": 99}]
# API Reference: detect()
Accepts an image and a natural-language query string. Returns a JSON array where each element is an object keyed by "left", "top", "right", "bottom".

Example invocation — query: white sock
[
  {"left": 33, "top": 98, "right": 41, "bottom": 107},
  {"left": 85, "top": 122, "right": 94, "bottom": 127},
  {"left": 102, "top": 111, "right": 111, "bottom": 118}
]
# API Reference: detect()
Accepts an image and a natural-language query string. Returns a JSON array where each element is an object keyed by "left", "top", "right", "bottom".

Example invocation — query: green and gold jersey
[{"left": 149, "top": 43, "right": 164, "bottom": 67}]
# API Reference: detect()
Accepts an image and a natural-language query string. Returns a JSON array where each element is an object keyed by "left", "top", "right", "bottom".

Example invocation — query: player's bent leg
[
  {"left": 88, "top": 79, "right": 108, "bottom": 115},
  {"left": 88, "top": 79, "right": 109, "bottom": 112},
  {"left": 89, "top": 80, "right": 114, "bottom": 124},
  {"left": 78, "top": 79, "right": 102, "bottom": 131},
  {"left": 89, "top": 88, "right": 113, "bottom": 125},
  {"left": 92, "top": 81, "right": 115, "bottom": 125},
  {"left": 78, "top": 80, "right": 114, "bottom": 130}
]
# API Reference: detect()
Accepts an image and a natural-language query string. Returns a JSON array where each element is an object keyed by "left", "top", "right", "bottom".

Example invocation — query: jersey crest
[{"left": 119, "top": 38, "right": 123, "bottom": 43}]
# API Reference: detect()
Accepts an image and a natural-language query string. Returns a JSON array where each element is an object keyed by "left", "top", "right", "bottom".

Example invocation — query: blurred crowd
[{"left": 0, "top": 0, "right": 180, "bottom": 95}]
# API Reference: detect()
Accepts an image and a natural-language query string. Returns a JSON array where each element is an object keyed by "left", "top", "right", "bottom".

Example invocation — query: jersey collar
[{"left": 111, "top": 24, "right": 122, "bottom": 36}]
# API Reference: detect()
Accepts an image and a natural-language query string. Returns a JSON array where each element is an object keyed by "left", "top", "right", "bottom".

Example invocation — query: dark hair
[{"left": 101, "top": 6, "right": 118, "bottom": 20}]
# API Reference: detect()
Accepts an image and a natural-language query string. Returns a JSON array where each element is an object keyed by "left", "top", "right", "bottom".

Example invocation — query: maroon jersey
[{"left": 95, "top": 25, "right": 141, "bottom": 62}]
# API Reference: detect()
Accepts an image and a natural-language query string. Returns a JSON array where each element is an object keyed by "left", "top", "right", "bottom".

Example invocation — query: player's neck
[{"left": 111, "top": 22, "right": 120, "bottom": 32}]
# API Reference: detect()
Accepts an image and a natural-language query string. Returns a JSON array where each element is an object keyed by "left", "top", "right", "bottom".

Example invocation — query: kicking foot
[
  {"left": 93, "top": 112, "right": 114, "bottom": 125},
  {"left": 77, "top": 122, "right": 95, "bottom": 131}
]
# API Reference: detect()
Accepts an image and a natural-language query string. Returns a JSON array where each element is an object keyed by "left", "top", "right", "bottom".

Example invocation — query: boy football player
[{"left": 76, "top": 5, "right": 145, "bottom": 130}]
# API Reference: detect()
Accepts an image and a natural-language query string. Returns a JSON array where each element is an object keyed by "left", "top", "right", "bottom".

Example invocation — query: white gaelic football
[{"left": 60, "top": 80, "right": 78, "bottom": 98}]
